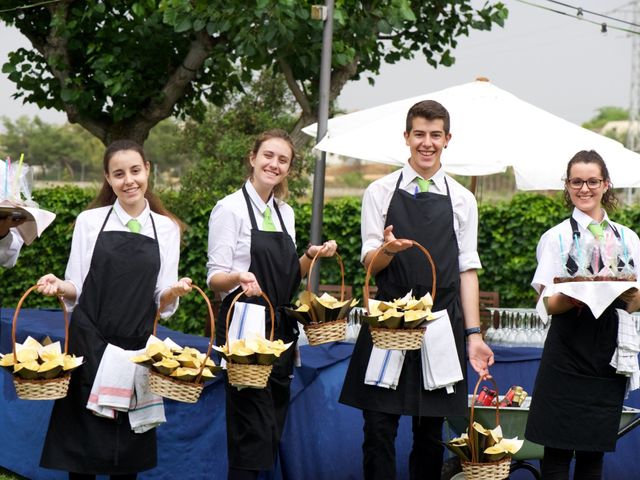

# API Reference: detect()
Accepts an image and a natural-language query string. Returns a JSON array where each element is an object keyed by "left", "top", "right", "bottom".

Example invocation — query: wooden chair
[{"left": 479, "top": 290, "right": 500, "bottom": 336}]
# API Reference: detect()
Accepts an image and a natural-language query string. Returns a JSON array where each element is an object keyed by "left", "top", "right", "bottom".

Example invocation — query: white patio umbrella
[{"left": 303, "top": 79, "right": 640, "bottom": 190}]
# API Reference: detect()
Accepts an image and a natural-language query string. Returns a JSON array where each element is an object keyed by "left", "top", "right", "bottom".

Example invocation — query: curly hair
[{"left": 563, "top": 149, "right": 618, "bottom": 212}]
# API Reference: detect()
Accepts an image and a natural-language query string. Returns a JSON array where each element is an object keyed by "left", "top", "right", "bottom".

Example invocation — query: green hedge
[{"left": 3, "top": 187, "right": 639, "bottom": 334}]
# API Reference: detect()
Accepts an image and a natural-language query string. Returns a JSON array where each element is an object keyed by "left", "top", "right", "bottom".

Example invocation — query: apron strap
[
  {"left": 241, "top": 185, "right": 259, "bottom": 230},
  {"left": 241, "top": 184, "right": 290, "bottom": 236}
]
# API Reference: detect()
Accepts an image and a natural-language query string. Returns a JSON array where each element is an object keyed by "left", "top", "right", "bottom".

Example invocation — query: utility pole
[
  {"left": 627, "top": 1, "right": 640, "bottom": 203},
  {"left": 309, "top": 1, "right": 334, "bottom": 290},
  {"left": 628, "top": 0, "right": 640, "bottom": 153}
]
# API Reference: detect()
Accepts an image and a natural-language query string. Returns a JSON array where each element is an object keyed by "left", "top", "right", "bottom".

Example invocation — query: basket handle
[
  {"left": 12, "top": 285, "right": 69, "bottom": 363},
  {"left": 306, "top": 251, "right": 346, "bottom": 301},
  {"left": 225, "top": 290, "right": 275, "bottom": 346},
  {"left": 468, "top": 375, "right": 501, "bottom": 463},
  {"left": 152, "top": 284, "right": 215, "bottom": 382},
  {"left": 363, "top": 239, "right": 437, "bottom": 312}
]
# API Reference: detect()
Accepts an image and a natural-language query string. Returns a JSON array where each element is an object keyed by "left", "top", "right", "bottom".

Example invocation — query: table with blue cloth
[{"left": 2, "top": 309, "right": 640, "bottom": 480}]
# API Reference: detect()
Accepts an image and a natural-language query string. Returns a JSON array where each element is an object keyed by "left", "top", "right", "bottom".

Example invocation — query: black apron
[
  {"left": 340, "top": 174, "right": 467, "bottom": 417},
  {"left": 525, "top": 217, "right": 627, "bottom": 452},
  {"left": 41, "top": 208, "right": 161, "bottom": 474},
  {"left": 216, "top": 187, "right": 301, "bottom": 471}
]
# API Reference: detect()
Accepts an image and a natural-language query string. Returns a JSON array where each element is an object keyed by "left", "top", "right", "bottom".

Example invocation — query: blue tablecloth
[{"left": 1, "top": 309, "right": 639, "bottom": 479}]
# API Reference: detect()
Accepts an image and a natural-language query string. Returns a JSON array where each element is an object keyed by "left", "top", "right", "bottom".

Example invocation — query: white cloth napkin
[
  {"left": 87, "top": 344, "right": 165, "bottom": 433},
  {"left": 365, "top": 346, "right": 406, "bottom": 389},
  {"left": 536, "top": 281, "right": 640, "bottom": 323},
  {"left": 611, "top": 309, "right": 640, "bottom": 398},
  {"left": 228, "top": 301, "right": 266, "bottom": 342},
  {"left": 421, "top": 310, "right": 463, "bottom": 393}
]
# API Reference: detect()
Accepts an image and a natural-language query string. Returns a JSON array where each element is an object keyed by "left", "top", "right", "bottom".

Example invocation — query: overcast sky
[{"left": 0, "top": 0, "right": 635, "bottom": 126}]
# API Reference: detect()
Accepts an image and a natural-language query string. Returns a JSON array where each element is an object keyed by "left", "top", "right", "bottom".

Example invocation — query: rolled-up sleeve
[
  {"left": 206, "top": 203, "right": 241, "bottom": 286},
  {"left": 155, "top": 219, "right": 181, "bottom": 318},
  {"left": 360, "top": 185, "right": 386, "bottom": 263},
  {"left": 63, "top": 214, "right": 93, "bottom": 312},
  {"left": 456, "top": 194, "right": 482, "bottom": 272}
]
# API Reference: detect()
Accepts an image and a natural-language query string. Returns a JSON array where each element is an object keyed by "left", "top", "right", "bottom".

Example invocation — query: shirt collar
[
  {"left": 245, "top": 180, "right": 274, "bottom": 213},
  {"left": 113, "top": 199, "right": 151, "bottom": 227},
  {"left": 400, "top": 163, "right": 444, "bottom": 191},
  {"left": 572, "top": 207, "right": 610, "bottom": 230}
]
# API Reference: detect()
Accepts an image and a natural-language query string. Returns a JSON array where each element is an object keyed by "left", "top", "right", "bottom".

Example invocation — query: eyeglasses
[{"left": 566, "top": 178, "right": 604, "bottom": 190}]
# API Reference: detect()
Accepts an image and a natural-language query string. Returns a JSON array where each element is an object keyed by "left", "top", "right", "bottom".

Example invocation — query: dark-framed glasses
[{"left": 566, "top": 178, "right": 604, "bottom": 190}]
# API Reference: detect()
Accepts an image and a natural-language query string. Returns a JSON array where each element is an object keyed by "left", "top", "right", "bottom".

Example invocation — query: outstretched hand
[{"left": 381, "top": 225, "right": 413, "bottom": 255}]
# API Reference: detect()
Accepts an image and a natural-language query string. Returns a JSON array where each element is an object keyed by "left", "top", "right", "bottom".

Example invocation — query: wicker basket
[
  {"left": 10, "top": 285, "right": 71, "bottom": 400},
  {"left": 461, "top": 376, "right": 512, "bottom": 480},
  {"left": 147, "top": 284, "right": 215, "bottom": 403},
  {"left": 363, "top": 240, "right": 436, "bottom": 350},
  {"left": 224, "top": 291, "right": 275, "bottom": 388},
  {"left": 303, "top": 251, "right": 349, "bottom": 345}
]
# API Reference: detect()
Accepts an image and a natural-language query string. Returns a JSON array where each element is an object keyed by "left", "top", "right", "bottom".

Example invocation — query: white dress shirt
[
  {"left": 64, "top": 199, "right": 181, "bottom": 317},
  {"left": 532, "top": 207, "right": 640, "bottom": 293},
  {"left": 360, "top": 163, "right": 481, "bottom": 272},
  {"left": 0, "top": 229, "right": 24, "bottom": 268},
  {"left": 207, "top": 181, "right": 296, "bottom": 299}
]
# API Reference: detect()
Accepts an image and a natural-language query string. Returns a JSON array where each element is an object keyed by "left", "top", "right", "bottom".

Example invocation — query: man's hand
[
  {"left": 467, "top": 335, "right": 494, "bottom": 379},
  {"left": 381, "top": 225, "right": 413, "bottom": 254}
]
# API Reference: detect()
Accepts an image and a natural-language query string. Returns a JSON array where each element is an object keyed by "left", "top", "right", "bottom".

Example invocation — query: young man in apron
[{"left": 340, "top": 100, "right": 494, "bottom": 480}]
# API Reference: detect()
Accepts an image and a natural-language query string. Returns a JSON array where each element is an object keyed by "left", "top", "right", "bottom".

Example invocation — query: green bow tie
[
  {"left": 416, "top": 177, "right": 431, "bottom": 193},
  {"left": 262, "top": 206, "right": 276, "bottom": 232},
  {"left": 127, "top": 219, "right": 141, "bottom": 234}
]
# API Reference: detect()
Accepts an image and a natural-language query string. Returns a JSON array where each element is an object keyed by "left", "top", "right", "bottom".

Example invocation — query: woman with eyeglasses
[{"left": 525, "top": 150, "right": 640, "bottom": 479}]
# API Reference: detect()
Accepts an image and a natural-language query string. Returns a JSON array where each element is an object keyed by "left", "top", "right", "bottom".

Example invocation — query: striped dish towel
[
  {"left": 364, "top": 346, "right": 406, "bottom": 389},
  {"left": 87, "top": 343, "right": 165, "bottom": 433}
]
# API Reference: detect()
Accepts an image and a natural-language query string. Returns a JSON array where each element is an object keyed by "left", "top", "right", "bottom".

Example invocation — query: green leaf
[{"left": 174, "top": 16, "right": 193, "bottom": 32}]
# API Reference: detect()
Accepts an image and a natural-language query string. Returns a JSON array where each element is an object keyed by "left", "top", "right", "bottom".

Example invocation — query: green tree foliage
[
  {"left": 582, "top": 106, "right": 629, "bottom": 145},
  {"left": 168, "top": 69, "right": 312, "bottom": 215},
  {"left": 0, "top": 0, "right": 239, "bottom": 145},
  {"left": 1, "top": 1, "right": 507, "bottom": 147},
  {"left": 582, "top": 106, "right": 629, "bottom": 131},
  {"left": 159, "top": 0, "right": 509, "bottom": 145},
  {"left": 0, "top": 116, "right": 103, "bottom": 181},
  {"left": 144, "top": 118, "right": 190, "bottom": 183}
]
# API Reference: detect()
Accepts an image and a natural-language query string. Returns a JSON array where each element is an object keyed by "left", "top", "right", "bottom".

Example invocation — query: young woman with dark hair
[
  {"left": 526, "top": 150, "right": 640, "bottom": 479},
  {"left": 36, "top": 139, "right": 192, "bottom": 480}
]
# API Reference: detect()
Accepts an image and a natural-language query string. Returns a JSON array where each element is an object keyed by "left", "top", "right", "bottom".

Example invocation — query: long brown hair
[
  {"left": 246, "top": 129, "right": 296, "bottom": 201},
  {"left": 89, "top": 140, "right": 186, "bottom": 235},
  {"left": 563, "top": 149, "right": 618, "bottom": 212}
]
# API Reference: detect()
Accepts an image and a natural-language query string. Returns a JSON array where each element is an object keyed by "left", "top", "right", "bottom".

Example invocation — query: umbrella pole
[
  {"left": 470, "top": 176, "right": 478, "bottom": 196},
  {"left": 309, "top": 0, "right": 335, "bottom": 291}
]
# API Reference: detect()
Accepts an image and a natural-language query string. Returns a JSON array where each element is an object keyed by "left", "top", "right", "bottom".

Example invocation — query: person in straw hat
[
  {"left": 207, "top": 129, "right": 337, "bottom": 480},
  {"left": 36, "top": 140, "right": 192, "bottom": 480},
  {"left": 340, "top": 99, "right": 494, "bottom": 480}
]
